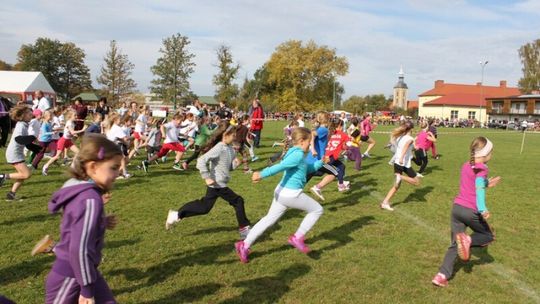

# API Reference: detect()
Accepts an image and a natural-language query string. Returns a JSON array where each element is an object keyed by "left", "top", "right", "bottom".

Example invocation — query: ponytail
[{"left": 200, "top": 121, "right": 236, "bottom": 154}]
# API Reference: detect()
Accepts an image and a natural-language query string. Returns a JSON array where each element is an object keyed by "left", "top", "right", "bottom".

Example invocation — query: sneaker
[
  {"left": 338, "top": 184, "right": 349, "bottom": 192},
  {"left": 434, "top": 155, "right": 441, "bottom": 160},
  {"left": 6, "top": 191, "right": 23, "bottom": 202},
  {"left": 172, "top": 163, "right": 184, "bottom": 171},
  {"left": 272, "top": 142, "right": 279, "bottom": 148},
  {"left": 380, "top": 202, "right": 394, "bottom": 211},
  {"left": 363, "top": 153, "right": 371, "bottom": 159},
  {"left": 431, "top": 273, "right": 448, "bottom": 287},
  {"left": 123, "top": 173, "right": 132, "bottom": 179},
  {"left": 141, "top": 160, "right": 149, "bottom": 173},
  {"left": 0, "top": 174, "right": 6, "bottom": 187},
  {"left": 456, "top": 232, "right": 472, "bottom": 261},
  {"left": 235, "top": 241, "right": 250, "bottom": 263},
  {"left": 251, "top": 156, "right": 259, "bottom": 162},
  {"left": 165, "top": 210, "right": 180, "bottom": 230},
  {"left": 42, "top": 167, "right": 49, "bottom": 176},
  {"left": 161, "top": 156, "right": 167, "bottom": 163},
  {"left": 182, "top": 162, "right": 188, "bottom": 170},
  {"left": 416, "top": 173, "right": 424, "bottom": 178},
  {"left": 288, "top": 235, "right": 310, "bottom": 253},
  {"left": 239, "top": 225, "right": 251, "bottom": 240},
  {"left": 310, "top": 185, "right": 325, "bottom": 201},
  {"left": 31, "top": 235, "right": 55, "bottom": 256},
  {"left": 116, "top": 175, "right": 125, "bottom": 180},
  {"left": 343, "top": 181, "right": 350, "bottom": 188},
  {"left": 243, "top": 169, "right": 253, "bottom": 174}
]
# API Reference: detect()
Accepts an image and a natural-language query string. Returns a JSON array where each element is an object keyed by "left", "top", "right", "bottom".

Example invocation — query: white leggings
[{"left": 244, "top": 186, "right": 323, "bottom": 248}]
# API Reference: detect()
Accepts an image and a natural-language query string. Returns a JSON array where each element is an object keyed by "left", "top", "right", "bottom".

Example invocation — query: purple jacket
[{"left": 49, "top": 179, "right": 106, "bottom": 298}]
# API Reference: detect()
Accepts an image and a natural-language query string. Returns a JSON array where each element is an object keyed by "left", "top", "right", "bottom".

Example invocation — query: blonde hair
[
  {"left": 419, "top": 121, "right": 428, "bottom": 129},
  {"left": 103, "top": 112, "right": 120, "bottom": 132},
  {"left": 64, "top": 109, "right": 76, "bottom": 121},
  {"left": 391, "top": 120, "right": 414, "bottom": 139},
  {"left": 291, "top": 127, "right": 311, "bottom": 145},
  {"left": 469, "top": 136, "right": 488, "bottom": 168},
  {"left": 316, "top": 111, "right": 329, "bottom": 126},
  {"left": 69, "top": 134, "right": 122, "bottom": 181}
]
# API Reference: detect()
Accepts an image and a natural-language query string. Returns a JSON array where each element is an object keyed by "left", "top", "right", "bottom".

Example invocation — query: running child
[
  {"left": 432, "top": 137, "right": 500, "bottom": 287},
  {"left": 380, "top": 121, "right": 421, "bottom": 211},
  {"left": 141, "top": 113, "right": 186, "bottom": 172},
  {"left": 324, "top": 118, "right": 351, "bottom": 191},
  {"left": 345, "top": 117, "right": 362, "bottom": 171},
  {"left": 165, "top": 122, "right": 251, "bottom": 239},
  {"left": 235, "top": 127, "right": 325, "bottom": 263},
  {"left": 0, "top": 106, "right": 34, "bottom": 201},
  {"left": 104, "top": 113, "right": 132, "bottom": 178},
  {"left": 44, "top": 134, "right": 122, "bottom": 303},
  {"left": 32, "top": 110, "right": 57, "bottom": 170},
  {"left": 132, "top": 105, "right": 148, "bottom": 153},
  {"left": 360, "top": 113, "right": 377, "bottom": 158},
  {"left": 428, "top": 119, "right": 440, "bottom": 159},
  {"left": 233, "top": 115, "right": 254, "bottom": 173},
  {"left": 269, "top": 120, "right": 299, "bottom": 165},
  {"left": 412, "top": 121, "right": 436, "bottom": 176},
  {"left": 182, "top": 116, "right": 213, "bottom": 170},
  {"left": 85, "top": 112, "right": 103, "bottom": 134},
  {"left": 27, "top": 109, "right": 42, "bottom": 164}
]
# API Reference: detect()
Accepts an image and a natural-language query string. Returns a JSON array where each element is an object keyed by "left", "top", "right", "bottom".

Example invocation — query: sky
[{"left": 1, "top": 0, "right": 540, "bottom": 100}]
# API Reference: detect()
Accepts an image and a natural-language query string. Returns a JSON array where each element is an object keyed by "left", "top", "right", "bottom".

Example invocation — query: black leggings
[
  {"left": 184, "top": 145, "right": 201, "bottom": 165},
  {"left": 178, "top": 186, "right": 251, "bottom": 227},
  {"left": 328, "top": 157, "right": 345, "bottom": 183},
  {"left": 413, "top": 149, "right": 428, "bottom": 173}
]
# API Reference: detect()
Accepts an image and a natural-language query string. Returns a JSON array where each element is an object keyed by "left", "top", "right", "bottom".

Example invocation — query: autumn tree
[
  {"left": 97, "top": 40, "right": 137, "bottom": 103},
  {"left": 213, "top": 45, "right": 240, "bottom": 103},
  {"left": 518, "top": 39, "right": 540, "bottom": 93},
  {"left": 150, "top": 33, "right": 196, "bottom": 110},
  {"left": 0, "top": 60, "right": 13, "bottom": 70},
  {"left": 341, "top": 94, "right": 391, "bottom": 114}
]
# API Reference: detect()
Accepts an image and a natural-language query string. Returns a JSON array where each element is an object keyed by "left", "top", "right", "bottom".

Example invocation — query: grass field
[{"left": 0, "top": 122, "right": 539, "bottom": 303}]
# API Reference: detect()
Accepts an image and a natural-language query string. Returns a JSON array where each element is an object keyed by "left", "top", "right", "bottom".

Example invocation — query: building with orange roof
[{"left": 418, "top": 80, "right": 520, "bottom": 123}]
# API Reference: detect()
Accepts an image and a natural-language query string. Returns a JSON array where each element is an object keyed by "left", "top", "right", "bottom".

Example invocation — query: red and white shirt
[{"left": 325, "top": 130, "right": 349, "bottom": 159}]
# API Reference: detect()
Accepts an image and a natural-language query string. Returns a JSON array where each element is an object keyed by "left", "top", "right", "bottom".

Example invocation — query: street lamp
[{"left": 479, "top": 60, "right": 489, "bottom": 126}]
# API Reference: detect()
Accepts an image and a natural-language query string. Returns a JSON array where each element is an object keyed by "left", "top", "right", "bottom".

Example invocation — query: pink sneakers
[
  {"left": 456, "top": 232, "right": 472, "bottom": 261},
  {"left": 235, "top": 241, "right": 250, "bottom": 263},
  {"left": 431, "top": 273, "right": 448, "bottom": 287},
  {"left": 288, "top": 235, "right": 310, "bottom": 254}
]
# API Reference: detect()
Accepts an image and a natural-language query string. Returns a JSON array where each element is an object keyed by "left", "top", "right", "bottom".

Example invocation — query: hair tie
[{"left": 97, "top": 146, "right": 105, "bottom": 160}]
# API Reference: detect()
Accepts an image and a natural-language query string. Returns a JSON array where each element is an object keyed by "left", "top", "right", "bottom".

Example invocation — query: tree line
[{"left": 2, "top": 34, "right": 539, "bottom": 112}]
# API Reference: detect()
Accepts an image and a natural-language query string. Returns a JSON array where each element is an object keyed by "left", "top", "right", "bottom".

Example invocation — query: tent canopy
[
  {"left": 72, "top": 92, "right": 100, "bottom": 102},
  {"left": 0, "top": 71, "right": 55, "bottom": 94}
]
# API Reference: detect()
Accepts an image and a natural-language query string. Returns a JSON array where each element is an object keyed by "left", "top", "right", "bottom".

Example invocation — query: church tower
[{"left": 393, "top": 65, "right": 408, "bottom": 110}]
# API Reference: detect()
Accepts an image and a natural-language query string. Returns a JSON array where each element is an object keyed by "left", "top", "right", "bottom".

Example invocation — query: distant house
[
  {"left": 198, "top": 96, "right": 219, "bottom": 106},
  {"left": 486, "top": 94, "right": 540, "bottom": 122},
  {"left": 0, "top": 71, "right": 56, "bottom": 104},
  {"left": 418, "top": 80, "right": 520, "bottom": 123},
  {"left": 71, "top": 92, "right": 100, "bottom": 103}
]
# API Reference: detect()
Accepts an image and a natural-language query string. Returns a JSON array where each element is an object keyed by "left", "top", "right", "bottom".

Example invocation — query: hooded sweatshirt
[{"left": 48, "top": 179, "right": 106, "bottom": 299}]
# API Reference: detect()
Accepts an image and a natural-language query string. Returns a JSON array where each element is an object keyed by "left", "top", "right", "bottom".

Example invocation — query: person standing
[
  {"left": 95, "top": 97, "right": 110, "bottom": 120},
  {"left": 33, "top": 90, "right": 51, "bottom": 112},
  {"left": 72, "top": 97, "right": 88, "bottom": 131},
  {"left": 217, "top": 100, "right": 233, "bottom": 121},
  {"left": 0, "top": 97, "right": 13, "bottom": 147},
  {"left": 248, "top": 99, "right": 264, "bottom": 148}
]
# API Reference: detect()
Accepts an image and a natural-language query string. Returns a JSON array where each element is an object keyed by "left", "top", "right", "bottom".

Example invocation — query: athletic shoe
[
  {"left": 310, "top": 185, "right": 325, "bottom": 201},
  {"left": 251, "top": 156, "right": 259, "bottom": 162},
  {"left": 272, "top": 142, "right": 279, "bottom": 148},
  {"left": 141, "top": 160, "right": 149, "bottom": 173},
  {"left": 456, "top": 232, "right": 472, "bottom": 261},
  {"left": 6, "top": 191, "right": 23, "bottom": 202},
  {"left": 343, "top": 180, "right": 350, "bottom": 188},
  {"left": 123, "top": 173, "right": 132, "bottom": 179},
  {"left": 161, "top": 156, "right": 167, "bottom": 163},
  {"left": 388, "top": 160, "right": 394, "bottom": 166},
  {"left": 172, "top": 164, "right": 184, "bottom": 171},
  {"left": 380, "top": 202, "right": 394, "bottom": 211},
  {"left": 288, "top": 235, "right": 311, "bottom": 253},
  {"left": 235, "top": 241, "right": 250, "bottom": 263},
  {"left": 431, "top": 273, "right": 448, "bottom": 287},
  {"left": 116, "top": 175, "right": 125, "bottom": 180},
  {"left": 0, "top": 174, "right": 6, "bottom": 187},
  {"left": 165, "top": 210, "right": 180, "bottom": 230},
  {"left": 243, "top": 169, "right": 253, "bottom": 174},
  {"left": 363, "top": 153, "right": 371, "bottom": 159},
  {"left": 338, "top": 184, "right": 349, "bottom": 192},
  {"left": 31, "top": 235, "right": 55, "bottom": 256},
  {"left": 434, "top": 155, "right": 441, "bottom": 160},
  {"left": 182, "top": 162, "right": 188, "bottom": 170},
  {"left": 416, "top": 173, "right": 424, "bottom": 178},
  {"left": 239, "top": 225, "right": 251, "bottom": 240},
  {"left": 42, "top": 167, "right": 49, "bottom": 176}
]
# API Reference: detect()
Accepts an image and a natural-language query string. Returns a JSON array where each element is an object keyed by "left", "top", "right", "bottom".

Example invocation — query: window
[
  {"left": 468, "top": 111, "right": 476, "bottom": 120},
  {"left": 451, "top": 110, "right": 459, "bottom": 119}
]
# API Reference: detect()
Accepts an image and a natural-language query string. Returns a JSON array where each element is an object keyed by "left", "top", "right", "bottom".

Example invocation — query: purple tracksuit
[{"left": 45, "top": 179, "right": 116, "bottom": 304}]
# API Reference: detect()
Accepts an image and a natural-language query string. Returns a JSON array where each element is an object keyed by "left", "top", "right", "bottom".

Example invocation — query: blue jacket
[{"left": 260, "top": 146, "right": 323, "bottom": 190}]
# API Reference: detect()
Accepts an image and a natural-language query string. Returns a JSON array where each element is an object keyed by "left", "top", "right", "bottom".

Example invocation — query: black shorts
[
  {"left": 393, "top": 163, "right": 417, "bottom": 178},
  {"left": 360, "top": 135, "right": 370, "bottom": 142}
]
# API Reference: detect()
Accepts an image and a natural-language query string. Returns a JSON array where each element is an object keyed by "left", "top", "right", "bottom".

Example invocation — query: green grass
[{"left": 0, "top": 122, "right": 539, "bottom": 303}]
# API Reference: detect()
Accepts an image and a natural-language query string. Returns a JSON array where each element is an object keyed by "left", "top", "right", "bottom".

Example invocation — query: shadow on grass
[
  {"left": 219, "top": 263, "right": 310, "bottom": 304},
  {"left": 393, "top": 186, "right": 435, "bottom": 207},
  {"left": 0, "top": 213, "right": 56, "bottom": 226},
  {"left": 423, "top": 165, "right": 442, "bottom": 175},
  {"left": 106, "top": 237, "right": 142, "bottom": 249},
  {"left": 0, "top": 255, "right": 54, "bottom": 285},
  {"left": 140, "top": 283, "right": 223, "bottom": 304},
  {"left": 452, "top": 247, "right": 495, "bottom": 278}
]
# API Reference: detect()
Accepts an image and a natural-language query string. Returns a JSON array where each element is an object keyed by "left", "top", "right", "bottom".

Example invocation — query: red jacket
[{"left": 250, "top": 107, "right": 264, "bottom": 131}]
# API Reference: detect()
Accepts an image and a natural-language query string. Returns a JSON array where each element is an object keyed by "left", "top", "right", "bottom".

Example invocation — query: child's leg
[
  {"left": 431, "top": 142, "right": 438, "bottom": 157},
  {"left": 243, "top": 196, "right": 288, "bottom": 248},
  {"left": 218, "top": 187, "right": 251, "bottom": 227},
  {"left": 418, "top": 150, "right": 428, "bottom": 173},
  {"left": 412, "top": 149, "right": 423, "bottom": 166},
  {"left": 93, "top": 272, "right": 116, "bottom": 304},
  {"left": 280, "top": 193, "right": 323, "bottom": 237},
  {"left": 468, "top": 213, "right": 495, "bottom": 247},
  {"left": 45, "top": 272, "right": 79, "bottom": 303},
  {"left": 32, "top": 141, "right": 50, "bottom": 169},
  {"left": 438, "top": 205, "right": 469, "bottom": 279},
  {"left": 177, "top": 187, "right": 219, "bottom": 218},
  {"left": 346, "top": 147, "right": 362, "bottom": 170},
  {"left": 364, "top": 137, "right": 376, "bottom": 155},
  {"left": 174, "top": 151, "right": 184, "bottom": 164},
  {"left": 9, "top": 163, "right": 31, "bottom": 193},
  {"left": 184, "top": 145, "right": 201, "bottom": 165},
  {"left": 330, "top": 159, "right": 346, "bottom": 184}
]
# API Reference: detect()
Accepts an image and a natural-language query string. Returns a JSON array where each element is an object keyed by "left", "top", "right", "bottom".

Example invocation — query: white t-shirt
[
  {"left": 106, "top": 124, "right": 127, "bottom": 142},
  {"left": 163, "top": 122, "right": 179, "bottom": 144},
  {"left": 393, "top": 134, "right": 414, "bottom": 168},
  {"left": 51, "top": 116, "right": 62, "bottom": 140},
  {"left": 33, "top": 97, "right": 51, "bottom": 112},
  {"left": 122, "top": 126, "right": 131, "bottom": 137},
  {"left": 135, "top": 114, "right": 147, "bottom": 133},
  {"left": 297, "top": 119, "right": 305, "bottom": 128},
  {"left": 28, "top": 118, "right": 41, "bottom": 137},
  {"left": 179, "top": 120, "right": 197, "bottom": 138},
  {"left": 63, "top": 120, "right": 75, "bottom": 139}
]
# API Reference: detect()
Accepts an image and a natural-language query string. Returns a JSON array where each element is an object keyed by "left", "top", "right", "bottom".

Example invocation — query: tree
[
  {"left": 0, "top": 60, "right": 13, "bottom": 70},
  {"left": 518, "top": 39, "right": 540, "bottom": 94},
  {"left": 341, "top": 94, "right": 391, "bottom": 114},
  {"left": 213, "top": 45, "right": 240, "bottom": 103},
  {"left": 262, "top": 40, "right": 348, "bottom": 112},
  {"left": 16, "top": 38, "right": 92, "bottom": 100},
  {"left": 150, "top": 33, "right": 196, "bottom": 110},
  {"left": 97, "top": 40, "right": 137, "bottom": 103}
]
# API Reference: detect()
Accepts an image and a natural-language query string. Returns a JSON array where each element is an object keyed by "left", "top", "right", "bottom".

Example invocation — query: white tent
[{"left": 0, "top": 71, "right": 56, "bottom": 103}]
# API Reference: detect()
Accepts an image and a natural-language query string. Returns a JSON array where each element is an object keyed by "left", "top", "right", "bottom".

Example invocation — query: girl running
[
  {"left": 432, "top": 137, "right": 500, "bottom": 287},
  {"left": 32, "top": 110, "right": 57, "bottom": 170},
  {"left": 44, "top": 134, "right": 122, "bottom": 303},
  {"left": 412, "top": 121, "right": 436, "bottom": 176},
  {"left": 380, "top": 121, "right": 421, "bottom": 211},
  {"left": 142, "top": 113, "right": 185, "bottom": 172},
  {"left": 308, "top": 112, "right": 338, "bottom": 201},
  {"left": 182, "top": 116, "right": 213, "bottom": 170},
  {"left": 104, "top": 113, "right": 132, "bottom": 178},
  {"left": 345, "top": 117, "right": 362, "bottom": 171},
  {"left": 360, "top": 113, "right": 377, "bottom": 158},
  {"left": 0, "top": 106, "right": 34, "bottom": 201},
  {"left": 165, "top": 122, "right": 251, "bottom": 239},
  {"left": 324, "top": 118, "right": 350, "bottom": 192},
  {"left": 235, "top": 127, "right": 325, "bottom": 263},
  {"left": 233, "top": 115, "right": 254, "bottom": 173}
]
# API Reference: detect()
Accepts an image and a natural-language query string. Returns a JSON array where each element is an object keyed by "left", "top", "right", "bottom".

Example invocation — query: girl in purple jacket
[{"left": 44, "top": 134, "right": 122, "bottom": 304}]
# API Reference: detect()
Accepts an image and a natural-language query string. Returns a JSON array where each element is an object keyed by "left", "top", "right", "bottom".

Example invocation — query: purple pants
[
  {"left": 45, "top": 270, "right": 116, "bottom": 304},
  {"left": 32, "top": 140, "right": 57, "bottom": 169},
  {"left": 346, "top": 147, "right": 362, "bottom": 171}
]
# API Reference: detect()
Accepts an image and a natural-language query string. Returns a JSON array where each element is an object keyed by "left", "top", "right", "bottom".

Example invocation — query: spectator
[
  {"left": 217, "top": 100, "right": 233, "bottom": 120},
  {"left": 0, "top": 97, "right": 13, "bottom": 147},
  {"left": 248, "top": 99, "right": 264, "bottom": 148},
  {"left": 95, "top": 97, "right": 110, "bottom": 119},
  {"left": 117, "top": 101, "right": 129, "bottom": 117},
  {"left": 32, "top": 90, "right": 51, "bottom": 112},
  {"left": 72, "top": 97, "right": 88, "bottom": 131}
]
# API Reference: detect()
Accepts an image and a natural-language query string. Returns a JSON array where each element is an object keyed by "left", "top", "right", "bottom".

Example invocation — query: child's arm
[
  {"left": 259, "top": 149, "right": 303, "bottom": 179},
  {"left": 196, "top": 144, "right": 221, "bottom": 185},
  {"left": 427, "top": 132, "right": 437, "bottom": 142},
  {"left": 475, "top": 176, "right": 488, "bottom": 216},
  {"left": 160, "top": 124, "right": 167, "bottom": 139}
]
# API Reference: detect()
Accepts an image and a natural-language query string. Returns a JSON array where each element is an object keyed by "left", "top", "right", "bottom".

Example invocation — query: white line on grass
[{"left": 363, "top": 186, "right": 540, "bottom": 303}]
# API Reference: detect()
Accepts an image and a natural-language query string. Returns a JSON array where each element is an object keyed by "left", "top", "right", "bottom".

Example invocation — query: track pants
[
  {"left": 345, "top": 146, "right": 362, "bottom": 170},
  {"left": 32, "top": 140, "right": 57, "bottom": 169},
  {"left": 244, "top": 186, "right": 323, "bottom": 248},
  {"left": 178, "top": 186, "right": 251, "bottom": 227},
  {"left": 412, "top": 149, "right": 428, "bottom": 173},
  {"left": 438, "top": 204, "right": 495, "bottom": 278},
  {"left": 45, "top": 270, "right": 115, "bottom": 304}
]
